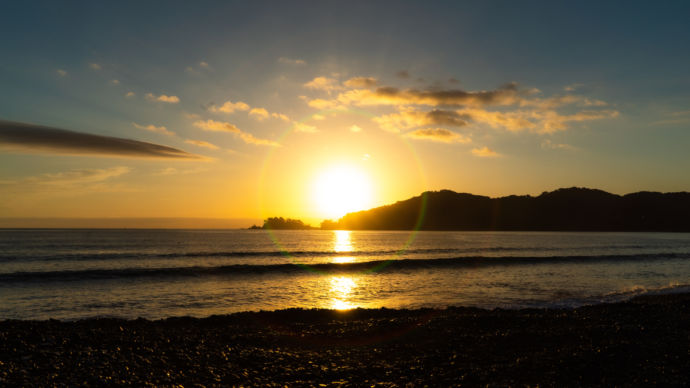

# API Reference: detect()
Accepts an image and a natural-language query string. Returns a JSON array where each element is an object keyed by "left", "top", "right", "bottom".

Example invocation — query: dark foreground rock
[{"left": 2, "top": 293, "right": 690, "bottom": 386}]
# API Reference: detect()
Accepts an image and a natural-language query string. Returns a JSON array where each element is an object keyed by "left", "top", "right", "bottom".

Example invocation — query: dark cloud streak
[{"left": 0, "top": 121, "right": 201, "bottom": 160}]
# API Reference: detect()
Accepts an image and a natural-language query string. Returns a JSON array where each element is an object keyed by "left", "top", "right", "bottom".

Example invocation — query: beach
[{"left": 2, "top": 292, "right": 689, "bottom": 386}]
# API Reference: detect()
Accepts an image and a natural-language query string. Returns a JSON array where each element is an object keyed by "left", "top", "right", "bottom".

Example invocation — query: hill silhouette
[{"left": 329, "top": 187, "right": 690, "bottom": 231}]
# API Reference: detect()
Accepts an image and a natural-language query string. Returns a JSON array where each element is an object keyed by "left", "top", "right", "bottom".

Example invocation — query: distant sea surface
[{"left": 2, "top": 229, "right": 690, "bottom": 320}]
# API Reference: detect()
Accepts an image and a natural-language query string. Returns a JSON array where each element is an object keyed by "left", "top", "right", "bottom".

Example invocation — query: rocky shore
[{"left": 2, "top": 293, "right": 690, "bottom": 386}]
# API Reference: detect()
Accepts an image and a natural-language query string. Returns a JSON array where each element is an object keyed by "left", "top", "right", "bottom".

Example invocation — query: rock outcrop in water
[{"left": 334, "top": 187, "right": 690, "bottom": 231}]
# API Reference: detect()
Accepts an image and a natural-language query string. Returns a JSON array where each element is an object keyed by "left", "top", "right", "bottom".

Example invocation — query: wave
[
  {"left": 1, "top": 252, "right": 689, "bottom": 283},
  {"left": 0, "top": 244, "right": 675, "bottom": 263}
]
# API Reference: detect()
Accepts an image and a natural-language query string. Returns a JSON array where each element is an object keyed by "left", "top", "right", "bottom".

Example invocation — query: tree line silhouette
[{"left": 253, "top": 187, "right": 690, "bottom": 231}]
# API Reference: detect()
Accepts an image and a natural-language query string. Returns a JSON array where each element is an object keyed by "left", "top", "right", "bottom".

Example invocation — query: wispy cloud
[
  {"left": 541, "top": 139, "right": 576, "bottom": 150},
  {"left": 0, "top": 167, "right": 134, "bottom": 201},
  {"left": 208, "top": 100, "right": 250, "bottom": 114},
  {"left": 564, "top": 83, "right": 584, "bottom": 92},
  {"left": 278, "top": 57, "right": 306, "bottom": 65},
  {"left": 650, "top": 110, "right": 690, "bottom": 126},
  {"left": 132, "top": 122, "right": 175, "bottom": 136},
  {"left": 349, "top": 125, "right": 362, "bottom": 133},
  {"left": 338, "top": 83, "right": 522, "bottom": 107},
  {"left": 405, "top": 128, "right": 471, "bottom": 144},
  {"left": 314, "top": 78, "right": 619, "bottom": 135},
  {"left": 145, "top": 93, "right": 180, "bottom": 104},
  {"left": 374, "top": 109, "right": 470, "bottom": 133},
  {"left": 56, "top": 69, "right": 68, "bottom": 77},
  {"left": 272, "top": 112, "right": 290, "bottom": 121},
  {"left": 307, "top": 98, "right": 339, "bottom": 110},
  {"left": 25, "top": 166, "right": 131, "bottom": 185},
  {"left": 89, "top": 63, "right": 102, "bottom": 71},
  {"left": 193, "top": 119, "right": 280, "bottom": 146},
  {"left": 293, "top": 122, "right": 318, "bottom": 133},
  {"left": 249, "top": 107, "right": 269, "bottom": 120},
  {"left": 110, "top": 79, "right": 120, "bottom": 85},
  {"left": 125, "top": 91, "right": 135, "bottom": 98},
  {"left": 0, "top": 121, "right": 201, "bottom": 159},
  {"left": 154, "top": 167, "right": 207, "bottom": 176},
  {"left": 186, "top": 61, "right": 212, "bottom": 74},
  {"left": 471, "top": 146, "right": 500, "bottom": 157},
  {"left": 185, "top": 139, "right": 219, "bottom": 150},
  {"left": 344, "top": 77, "right": 378, "bottom": 88},
  {"left": 304, "top": 76, "right": 341, "bottom": 92}
]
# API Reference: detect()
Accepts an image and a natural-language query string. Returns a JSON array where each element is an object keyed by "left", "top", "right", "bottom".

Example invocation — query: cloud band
[{"left": 0, "top": 120, "right": 201, "bottom": 159}]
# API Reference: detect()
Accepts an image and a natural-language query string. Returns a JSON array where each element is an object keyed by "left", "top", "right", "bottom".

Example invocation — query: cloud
[
  {"left": 457, "top": 108, "right": 536, "bottom": 132},
  {"left": 278, "top": 57, "right": 306, "bottom": 65},
  {"left": 538, "top": 109, "right": 619, "bottom": 133},
  {"left": 186, "top": 61, "right": 212, "bottom": 75},
  {"left": 0, "top": 120, "right": 201, "bottom": 159},
  {"left": 185, "top": 139, "right": 219, "bottom": 150},
  {"left": 27, "top": 166, "right": 131, "bottom": 185},
  {"left": 349, "top": 125, "right": 362, "bottom": 133},
  {"left": 89, "top": 63, "right": 102, "bottom": 71},
  {"left": 452, "top": 107, "right": 618, "bottom": 134},
  {"left": 312, "top": 114, "right": 326, "bottom": 120},
  {"left": 154, "top": 167, "right": 207, "bottom": 176},
  {"left": 56, "top": 69, "right": 67, "bottom": 77},
  {"left": 583, "top": 98, "right": 608, "bottom": 107},
  {"left": 344, "top": 77, "right": 378, "bottom": 88},
  {"left": 145, "top": 93, "right": 180, "bottom": 103},
  {"left": 125, "top": 91, "right": 135, "bottom": 98},
  {"left": 306, "top": 98, "right": 339, "bottom": 110},
  {"left": 192, "top": 119, "right": 280, "bottom": 146},
  {"left": 471, "top": 146, "right": 500, "bottom": 157},
  {"left": 541, "top": 139, "right": 576, "bottom": 150},
  {"left": 209, "top": 100, "right": 250, "bottom": 114},
  {"left": 132, "top": 122, "right": 176, "bottom": 136},
  {"left": 111, "top": 79, "right": 120, "bottom": 85},
  {"left": 373, "top": 109, "right": 470, "bottom": 132},
  {"left": 332, "top": 77, "right": 618, "bottom": 136},
  {"left": 304, "top": 76, "right": 341, "bottom": 92},
  {"left": 293, "top": 122, "right": 318, "bottom": 133},
  {"left": 404, "top": 128, "right": 471, "bottom": 144},
  {"left": 396, "top": 70, "right": 410, "bottom": 79},
  {"left": 271, "top": 112, "right": 290, "bottom": 122},
  {"left": 564, "top": 83, "right": 584, "bottom": 92},
  {"left": 448, "top": 78, "right": 460, "bottom": 84},
  {"left": 338, "top": 83, "right": 522, "bottom": 107},
  {"left": 249, "top": 107, "right": 269, "bottom": 120},
  {"left": 651, "top": 110, "right": 690, "bottom": 125}
]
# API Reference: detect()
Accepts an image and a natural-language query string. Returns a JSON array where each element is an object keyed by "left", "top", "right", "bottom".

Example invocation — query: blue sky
[{"left": 1, "top": 1, "right": 689, "bottom": 223}]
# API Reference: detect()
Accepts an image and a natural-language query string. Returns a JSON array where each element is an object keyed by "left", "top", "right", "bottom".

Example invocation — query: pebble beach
[{"left": 2, "top": 293, "right": 689, "bottom": 386}]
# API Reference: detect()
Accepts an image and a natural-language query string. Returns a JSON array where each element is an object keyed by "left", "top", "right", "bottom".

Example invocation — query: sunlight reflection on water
[
  {"left": 333, "top": 230, "right": 356, "bottom": 263},
  {"left": 330, "top": 231, "right": 358, "bottom": 309},
  {"left": 334, "top": 230, "right": 353, "bottom": 252},
  {"left": 329, "top": 276, "right": 357, "bottom": 310}
]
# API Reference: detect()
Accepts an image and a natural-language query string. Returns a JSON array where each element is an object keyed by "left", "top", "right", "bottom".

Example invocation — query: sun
[{"left": 312, "top": 164, "right": 374, "bottom": 219}]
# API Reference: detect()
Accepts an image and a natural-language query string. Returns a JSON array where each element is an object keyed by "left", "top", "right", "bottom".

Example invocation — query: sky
[{"left": 1, "top": 1, "right": 689, "bottom": 227}]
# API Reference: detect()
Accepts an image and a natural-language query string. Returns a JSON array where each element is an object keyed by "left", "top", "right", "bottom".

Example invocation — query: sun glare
[{"left": 312, "top": 165, "right": 373, "bottom": 219}]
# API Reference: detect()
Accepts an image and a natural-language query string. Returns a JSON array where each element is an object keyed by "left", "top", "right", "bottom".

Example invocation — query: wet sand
[{"left": 1, "top": 293, "right": 689, "bottom": 386}]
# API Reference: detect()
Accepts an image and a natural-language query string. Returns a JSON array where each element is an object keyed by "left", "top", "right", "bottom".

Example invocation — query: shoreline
[{"left": 2, "top": 293, "right": 689, "bottom": 386}]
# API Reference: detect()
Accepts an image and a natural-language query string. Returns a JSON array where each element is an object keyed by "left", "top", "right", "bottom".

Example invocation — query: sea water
[{"left": 1, "top": 229, "right": 690, "bottom": 320}]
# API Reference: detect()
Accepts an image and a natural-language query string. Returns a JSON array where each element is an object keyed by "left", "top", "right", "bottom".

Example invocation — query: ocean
[{"left": 1, "top": 229, "right": 690, "bottom": 320}]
